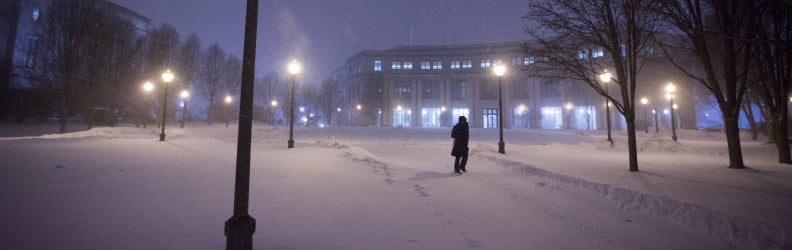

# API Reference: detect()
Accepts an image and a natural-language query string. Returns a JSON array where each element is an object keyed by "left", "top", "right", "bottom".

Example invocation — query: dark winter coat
[{"left": 451, "top": 121, "right": 469, "bottom": 156}]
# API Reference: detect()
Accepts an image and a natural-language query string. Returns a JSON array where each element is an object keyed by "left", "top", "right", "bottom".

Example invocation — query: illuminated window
[
  {"left": 421, "top": 108, "right": 442, "bottom": 128},
  {"left": 450, "top": 60, "right": 460, "bottom": 69},
  {"left": 480, "top": 59, "right": 492, "bottom": 68},
  {"left": 391, "top": 61, "right": 401, "bottom": 69},
  {"left": 421, "top": 61, "right": 430, "bottom": 70},
  {"left": 374, "top": 60, "right": 382, "bottom": 71},
  {"left": 524, "top": 56, "right": 534, "bottom": 65},
  {"left": 393, "top": 108, "right": 411, "bottom": 127},
  {"left": 482, "top": 109, "right": 498, "bottom": 128},
  {"left": 453, "top": 108, "right": 470, "bottom": 124},
  {"left": 403, "top": 61, "right": 413, "bottom": 69},
  {"left": 592, "top": 47, "right": 604, "bottom": 58},
  {"left": 432, "top": 61, "right": 442, "bottom": 69},
  {"left": 462, "top": 60, "right": 472, "bottom": 69}
]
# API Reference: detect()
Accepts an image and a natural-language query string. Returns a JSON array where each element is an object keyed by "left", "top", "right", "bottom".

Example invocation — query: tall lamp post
[
  {"left": 160, "top": 70, "right": 174, "bottom": 141},
  {"left": 225, "top": 95, "right": 233, "bottom": 127},
  {"left": 142, "top": 82, "right": 154, "bottom": 129},
  {"left": 270, "top": 100, "right": 278, "bottom": 126},
  {"left": 287, "top": 60, "right": 300, "bottom": 148},
  {"left": 640, "top": 97, "right": 649, "bottom": 133},
  {"left": 599, "top": 70, "right": 613, "bottom": 144},
  {"left": 180, "top": 90, "right": 189, "bottom": 128},
  {"left": 665, "top": 82, "right": 678, "bottom": 141},
  {"left": 356, "top": 104, "right": 362, "bottom": 126},
  {"left": 565, "top": 102, "right": 574, "bottom": 129},
  {"left": 493, "top": 64, "right": 506, "bottom": 154}
]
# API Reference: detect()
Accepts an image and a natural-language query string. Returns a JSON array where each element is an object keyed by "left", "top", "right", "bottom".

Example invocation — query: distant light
[
  {"left": 337, "top": 108, "right": 341, "bottom": 112},
  {"left": 271, "top": 100, "right": 278, "bottom": 107},
  {"left": 143, "top": 82, "right": 154, "bottom": 92},
  {"left": 663, "top": 109, "right": 669, "bottom": 115},
  {"left": 705, "top": 113, "right": 709, "bottom": 117},
  {"left": 599, "top": 70, "right": 611, "bottom": 83},
  {"left": 299, "top": 107, "right": 305, "bottom": 112},
  {"left": 288, "top": 60, "right": 301, "bottom": 75},
  {"left": 162, "top": 70, "right": 174, "bottom": 83},
  {"left": 180, "top": 90, "right": 189, "bottom": 99},
  {"left": 493, "top": 64, "right": 506, "bottom": 77},
  {"left": 225, "top": 95, "right": 232, "bottom": 103},
  {"left": 665, "top": 82, "right": 676, "bottom": 93},
  {"left": 640, "top": 97, "right": 648, "bottom": 105},
  {"left": 565, "top": 102, "right": 573, "bottom": 110},
  {"left": 301, "top": 117, "right": 308, "bottom": 122},
  {"left": 356, "top": 104, "right": 362, "bottom": 110},
  {"left": 672, "top": 104, "right": 678, "bottom": 109}
]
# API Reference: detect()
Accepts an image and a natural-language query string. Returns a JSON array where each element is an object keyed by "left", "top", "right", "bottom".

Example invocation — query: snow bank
[{"left": 478, "top": 151, "right": 792, "bottom": 249}]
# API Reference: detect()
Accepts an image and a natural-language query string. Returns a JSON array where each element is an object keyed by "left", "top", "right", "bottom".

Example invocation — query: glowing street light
[
  {"left": 665, "top": 82, "right": 678, "bottom": 141},
  {"left": 180, "top": 90, "right": 189, "bottom": 128},
  {"left": 287, "top": 60, "right": 300, "bottom": 148},
  {"left": 270, "top": 100, "right": 278, "bottom": 126},
  {"left": 599, "top": 70, "right": 613, "bottom": 144},
  {"left": 356, "top": 104, "right": 362, "bottom": 126},
  {"left": 640, "top": 97, "right": 649, "bottom": 133},
  {"left": 159, "top": 70, "right": 174, "bottom": 141},
  {"left": 565, "top": 102, "right": 574, "bottom": 129},
  {"left": 493, "top": 64, "right": 506, "bottom": 154},
  {"left": 225, "top": 95, "right": 233, "bottom": 127}
]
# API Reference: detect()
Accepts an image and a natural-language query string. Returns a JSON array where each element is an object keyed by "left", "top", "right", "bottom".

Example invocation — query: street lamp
[
  {"left": 665, "top": 82, "right": 678, "bottom": 141},
  {"left": 356, "top": 104, "right": 362, "bottom": 126},
  {"left": 640, "top": 97, "right": 649, "bottom": 133},
  {"left": 565, "top": 102, "right": 574, "bottom": 129},
  {"left": 159, "top": 70, "right": 174, "bottom": 141},
  {"left": 599, "top": 70, "right": 613, "bottom": 144},
  {"left": 271, "top": 100, "right": 278, "bottom": 126},
  {"left": 225, "top": 95, "right": 233, "bottom": 127},
  {"left": 142, "top": 82, "right": 154, "bottom": 129},
  {"left": 287, "top": 60, "right": 300, "bottom": 148},
  {"left": 493, "top": 64, "right": 506, "bottom": 154},
  {"left": 180, "top": 90, "right": 189, "bottom": 128}
]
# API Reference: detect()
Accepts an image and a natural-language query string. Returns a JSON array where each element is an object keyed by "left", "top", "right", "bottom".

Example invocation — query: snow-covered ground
[{"left": 1, "top": 122, "right": 790, "bottom": 249}]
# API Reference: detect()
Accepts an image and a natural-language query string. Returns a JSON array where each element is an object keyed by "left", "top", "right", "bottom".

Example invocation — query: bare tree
[
  {"left": 297, "top": 83, "right": 321, "bottom": 126},
  {"left": 749, "top": 0, "right": 791, "bottom": 164},
  {"left": 524, "top": 0, "right": 664, "bottom": 171},
  {"left": 198, "top": 43, "right": 226, "bottom": 124},
  {"left": 254, "top": 72, "right": 287, "bottom": 124},
  {"left": 176, "top": 33, "right": 201, "bottom": 126},
  {"left": 81, "top": 6, "right": 139, "bottom": 128},
  {"left": 30, "top": 0, "right": 103, "bottom": 133},
  {"left": 319, "top": 78, "right": 341, "bottom": 126},
  {"left": 656, "top": 0, "right": 756, "bottom": 169}
]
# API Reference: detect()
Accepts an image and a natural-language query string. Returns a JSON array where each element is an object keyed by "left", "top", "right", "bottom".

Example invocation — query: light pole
[
  {"left": 270, "top": 100, "right": 278, "bottom": 126},
  {"left": 493, "top": 64, "right": 506, "bottom": 154},
  {"left": 225, "top": 95, "right": 233, "bottom": 127},
  {"left": 356, "top": 104, "right": 362, "bottom": 126},
  {"left": 653, "top": 108, "right": 659, "bottom": 133},
  {"left": 640, "top": 97, "right": 649, "bottom": 133},
  {"left": 287, "top": 60, "right": 300, "bottom": 148},
  {"left": 142, "top": 82, "right": 154, "bottom": 129},
  {"left": 666, "top": 82, "right": 677, "bottom": 141},
  {"left": 565, "top": 102, "right": 573, "bottom": 129},
  {"left": 160, "top": 70, "right": 174, "bottom": 141},
  {"left": 180, "top": 90, "right": 189, "bottom": 128},
  {"left": 599, "top": 70, "right": 613, "bottom": 144}
]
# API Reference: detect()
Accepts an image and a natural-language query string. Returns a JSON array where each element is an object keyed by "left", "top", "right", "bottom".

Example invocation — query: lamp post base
[
  {"left": 498, "top": 141, "right": 505, "bottom": 154},
  {"left": 288, "top": 139, "right": 294, "bottom": 148},
  {"left": 672, "top": 135, "right": 677, "bottom": 142},
  {"left": 159, "top": 133, "right": 166, "bottom": 141},
  {"left": 224, "top": 214, "right": 256, "bottom": 250}
]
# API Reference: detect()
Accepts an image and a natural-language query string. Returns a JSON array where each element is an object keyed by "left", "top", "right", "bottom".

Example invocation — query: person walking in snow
[{"left": 451, "top": 116, "right": 469, "bottom": 173}]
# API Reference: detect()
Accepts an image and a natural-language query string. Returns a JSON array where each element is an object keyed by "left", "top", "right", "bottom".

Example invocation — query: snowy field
[{"left": 1, "top": 121, "right": 791, "bottom": 249}]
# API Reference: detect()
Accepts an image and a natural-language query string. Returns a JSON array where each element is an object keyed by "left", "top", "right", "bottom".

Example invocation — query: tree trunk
[
  {"left": 775, "top": 104, "right": 791, "bottom": 164},
  {"left": 724, "top": 115, "right": 745, "bottom": 169},
  {"left": 627, "top": 119, "right": 639, "bottom": 172}
]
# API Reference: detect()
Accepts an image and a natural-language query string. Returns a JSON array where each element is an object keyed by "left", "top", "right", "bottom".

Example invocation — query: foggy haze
[{"left": 110, "top": 0, "right": 531, "bottom": 84}]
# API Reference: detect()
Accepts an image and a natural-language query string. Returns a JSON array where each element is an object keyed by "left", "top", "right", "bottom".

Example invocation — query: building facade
[
  {"left": 334, "top": 42, "right": 644, "bottom": 130},
  {"left": 2, "top": 0, "right": 151, "bottom": 120}
]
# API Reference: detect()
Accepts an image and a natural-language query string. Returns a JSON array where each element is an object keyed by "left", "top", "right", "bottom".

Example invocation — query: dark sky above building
[{"left": 111, "top": 0, "right": 532, "bottom": 84}]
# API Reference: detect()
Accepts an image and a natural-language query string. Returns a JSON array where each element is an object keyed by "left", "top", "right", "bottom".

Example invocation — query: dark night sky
[{"left": 111, "top": 0, "right": 531, "bottom": 84}]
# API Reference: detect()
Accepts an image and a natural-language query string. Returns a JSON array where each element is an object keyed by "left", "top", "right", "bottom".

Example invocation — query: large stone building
[
  {"left": 332, "top": 41, "right": 697, "bottom": 131},
  {"left": 0, "top": 0, "right": 150, "bottom": 120}
]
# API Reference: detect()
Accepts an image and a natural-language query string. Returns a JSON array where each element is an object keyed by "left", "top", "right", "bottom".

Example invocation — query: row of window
[
  {"left": 374, "top": 57, "right": 536, "bottom": 72},
  {"left": 391, "top": 79, "right": 538, "bottom": 101},
  {"left": 391, "top": 106, "right": 601, "bottom": 130}
]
